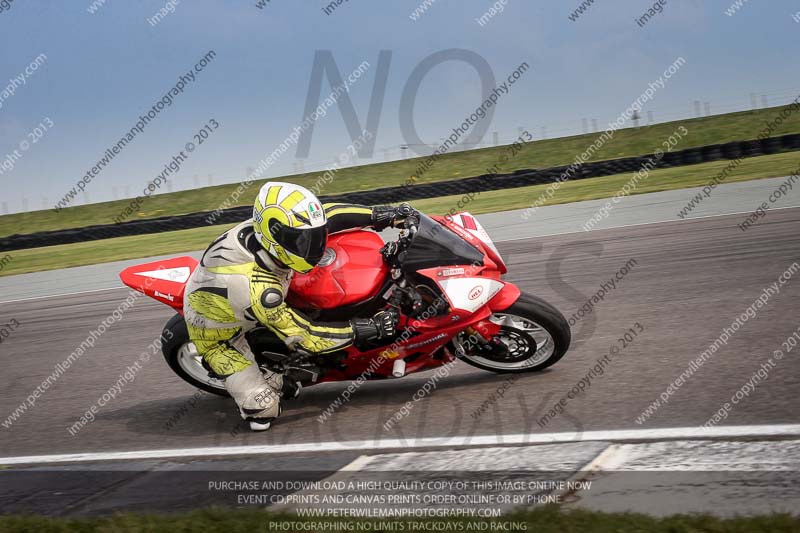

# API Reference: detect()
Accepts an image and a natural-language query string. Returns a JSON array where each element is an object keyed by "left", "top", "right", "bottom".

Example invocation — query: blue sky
[{"left": 0, "top": 0, "right": 798, "bottom": 213}]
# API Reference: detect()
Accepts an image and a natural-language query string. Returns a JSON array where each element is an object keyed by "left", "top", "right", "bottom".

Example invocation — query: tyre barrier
[
  {"left": 720, "top": 141, "right": 743, "bottom": 160},
  {"left": 2, "top": 132, "right": 799, "bottom": 252},
  {"left": 740, "top": 139, "right": 763, "bottom": 158},
  {"left": 760, "top": 136, "right": 784, "bottom": 154},
  {"left": 782, "top": 134, "right": 800, "bottom": 150},
  {"left": 700, "top": 145, "right": 724, "bottom": 162},
  {"left": 681, "top": 147, "right": 704, "bottom": 165}
]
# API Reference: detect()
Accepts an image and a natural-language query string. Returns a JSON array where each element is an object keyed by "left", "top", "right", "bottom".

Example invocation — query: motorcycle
[{"left": 119, "top": 210, "right": 571, "bottom": 398}]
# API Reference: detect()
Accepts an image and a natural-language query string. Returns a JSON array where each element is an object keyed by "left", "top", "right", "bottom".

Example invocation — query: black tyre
[
  {"left": 457, "top": 292, "right": 571, "bottom": 374},
  {"left": 162, "top": 313, "right": 229, "bottom": 397}
]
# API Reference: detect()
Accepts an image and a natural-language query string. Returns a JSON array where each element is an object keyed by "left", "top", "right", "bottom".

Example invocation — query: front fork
[
  {"left": 451, "top": 282, "right": 520, "bottom": 357},
  {"left": 452, "top": 320, "right": 505, "bottom": 358}
]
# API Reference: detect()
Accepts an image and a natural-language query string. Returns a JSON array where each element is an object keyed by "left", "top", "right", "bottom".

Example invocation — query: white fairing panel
[
  {"left": 450, "top": 212, "right": 502, "bottom": 259},
  {"left": 439, "top": 277, "right": 504, "bottom": 313},
  {"left": 133, "top": 267, "right": 191, "bottom": 284}
]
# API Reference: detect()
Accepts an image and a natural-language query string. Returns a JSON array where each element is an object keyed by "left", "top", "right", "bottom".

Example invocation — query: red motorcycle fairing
[
  {"left": 119, "top": 212, "right": 524, "bottom": 385},
  {"left": 287, "top": 230, "right": 389, "bottom": 310},
  {"left": 318, "top": 306, "right": 495, "bottom": 382},
  {"left": 119, "top": 256, "right": 199, "bottom": 314},
  {"left": 487, "top": 282, "right": 521, "bottom": 312},
  {"left": 432, "top": 213, "right": 508, "bottom": 274}
]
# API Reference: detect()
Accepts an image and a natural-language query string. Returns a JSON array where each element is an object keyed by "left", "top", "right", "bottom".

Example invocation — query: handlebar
[
  {"left": 405, "top": 214, "right": 419, "bottom": 236},
  {"left": 380, "top": 210, "right": 420, "bottom": 264}
]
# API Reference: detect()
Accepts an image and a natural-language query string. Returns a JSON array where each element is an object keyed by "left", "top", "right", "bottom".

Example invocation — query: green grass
[
  {"left": 411, "top": 150, "right": 800, "bottom": 216},
  {"left": 2, "top": 151, "right": 796, "bottom": 278},
  {"left": 0, "top": 225, "right": 227, "bottom": 277},
  {"left": 0, "top": 506, "right": 797, "bottom": 532},
  {"left": 2, "top": 104, "right": 799, "bottom": 237}
]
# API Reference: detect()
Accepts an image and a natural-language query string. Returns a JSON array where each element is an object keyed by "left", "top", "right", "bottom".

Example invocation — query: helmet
[{"left": 253, "top": 182, "right": 327, "bottom": 273}]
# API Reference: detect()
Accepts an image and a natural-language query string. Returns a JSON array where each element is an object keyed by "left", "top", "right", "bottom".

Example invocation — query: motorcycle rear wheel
[
  {"left": 456, "top": 292, "right": 571, "bottom": 373},
  {"left": 162, "top": 313, "right": 229, "bottom": 397}
]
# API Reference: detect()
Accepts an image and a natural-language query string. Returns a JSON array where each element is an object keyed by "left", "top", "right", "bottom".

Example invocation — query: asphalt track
[
  {"left": 2, "top": 203, "right": 799, "bottom": 460},
  {"left": 2, "top": 178, "right": 800, "bottom": 515}
]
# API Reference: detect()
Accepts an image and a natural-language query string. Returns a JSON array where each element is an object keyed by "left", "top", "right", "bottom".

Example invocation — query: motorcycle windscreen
[{"left": 400, "top": 214, "right": 485, "bottom": 271}]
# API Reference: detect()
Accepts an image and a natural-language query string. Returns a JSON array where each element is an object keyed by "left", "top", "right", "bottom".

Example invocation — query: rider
[{"left": 183, "top": 182, "right": 410, "bottom": 430}]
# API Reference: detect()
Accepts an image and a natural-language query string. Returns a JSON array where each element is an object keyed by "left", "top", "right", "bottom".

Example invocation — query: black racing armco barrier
[{"left": 1, "top": 133, "right": 799, "bottom": 252}]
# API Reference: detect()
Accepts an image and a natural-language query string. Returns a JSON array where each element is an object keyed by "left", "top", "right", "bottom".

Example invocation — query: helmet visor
[{"left": 272, "top": 221, "right": 328, "bottom": 266}]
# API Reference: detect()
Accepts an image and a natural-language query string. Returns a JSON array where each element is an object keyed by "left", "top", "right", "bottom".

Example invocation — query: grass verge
[
  {"left": 0, "top": 506, "right": 798, "bottom": 532},
  {"left": 1, "top": 105, "right": 799, "bottom": 237},
  {"left": 1, "top": 151, "right": 796, "bottom": 278},
  {"left": 411, "top": 150, "right": 800, "bottom": 216}
]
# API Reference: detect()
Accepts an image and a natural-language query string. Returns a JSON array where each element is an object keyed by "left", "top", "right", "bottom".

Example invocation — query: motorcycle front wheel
[{"left": 455, "top": 292, "right": 571, "bottom": 373}]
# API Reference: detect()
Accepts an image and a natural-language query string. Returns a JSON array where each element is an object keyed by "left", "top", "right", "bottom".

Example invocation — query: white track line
[
  {"left": 579, "top": 443, "right": 622, "bottom": 473},
  {"left": 497, "top": 204, "right": 800, "bottom": 243},
  {"left": 552, "top": 444, "right": 621, "bottom": 500},
  {"left": 2, "top": 424, "right": 798, "bottom": 466},
  {"left": 0, "top": 286, "right": 125, "bottom": 305},
  {"left": 340, "top": 454, "right": 376, "bottom": 472}
]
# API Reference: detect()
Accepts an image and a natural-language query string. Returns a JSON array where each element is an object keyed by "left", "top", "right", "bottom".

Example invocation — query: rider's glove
[
  {"left": 351, "top": 309, "right": 398, "bottom": 343},
  {"left": 371, "top": 203, "right": 415, "bottom": 231}
]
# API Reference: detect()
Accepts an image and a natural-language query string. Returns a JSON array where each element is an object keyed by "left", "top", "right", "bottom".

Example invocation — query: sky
[{"left": 0, "top": 0, "right": 798, "bottom": 213}]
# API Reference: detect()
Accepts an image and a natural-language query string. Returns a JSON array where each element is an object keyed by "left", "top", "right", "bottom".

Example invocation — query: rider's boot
[{"left": 224, "top": 364, "right": 283, "bottom": 432}]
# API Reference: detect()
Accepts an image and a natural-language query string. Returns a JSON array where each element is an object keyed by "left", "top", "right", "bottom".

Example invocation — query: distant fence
[{"left": 1, "top": 133, "right": 799, "bottom": 252}]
